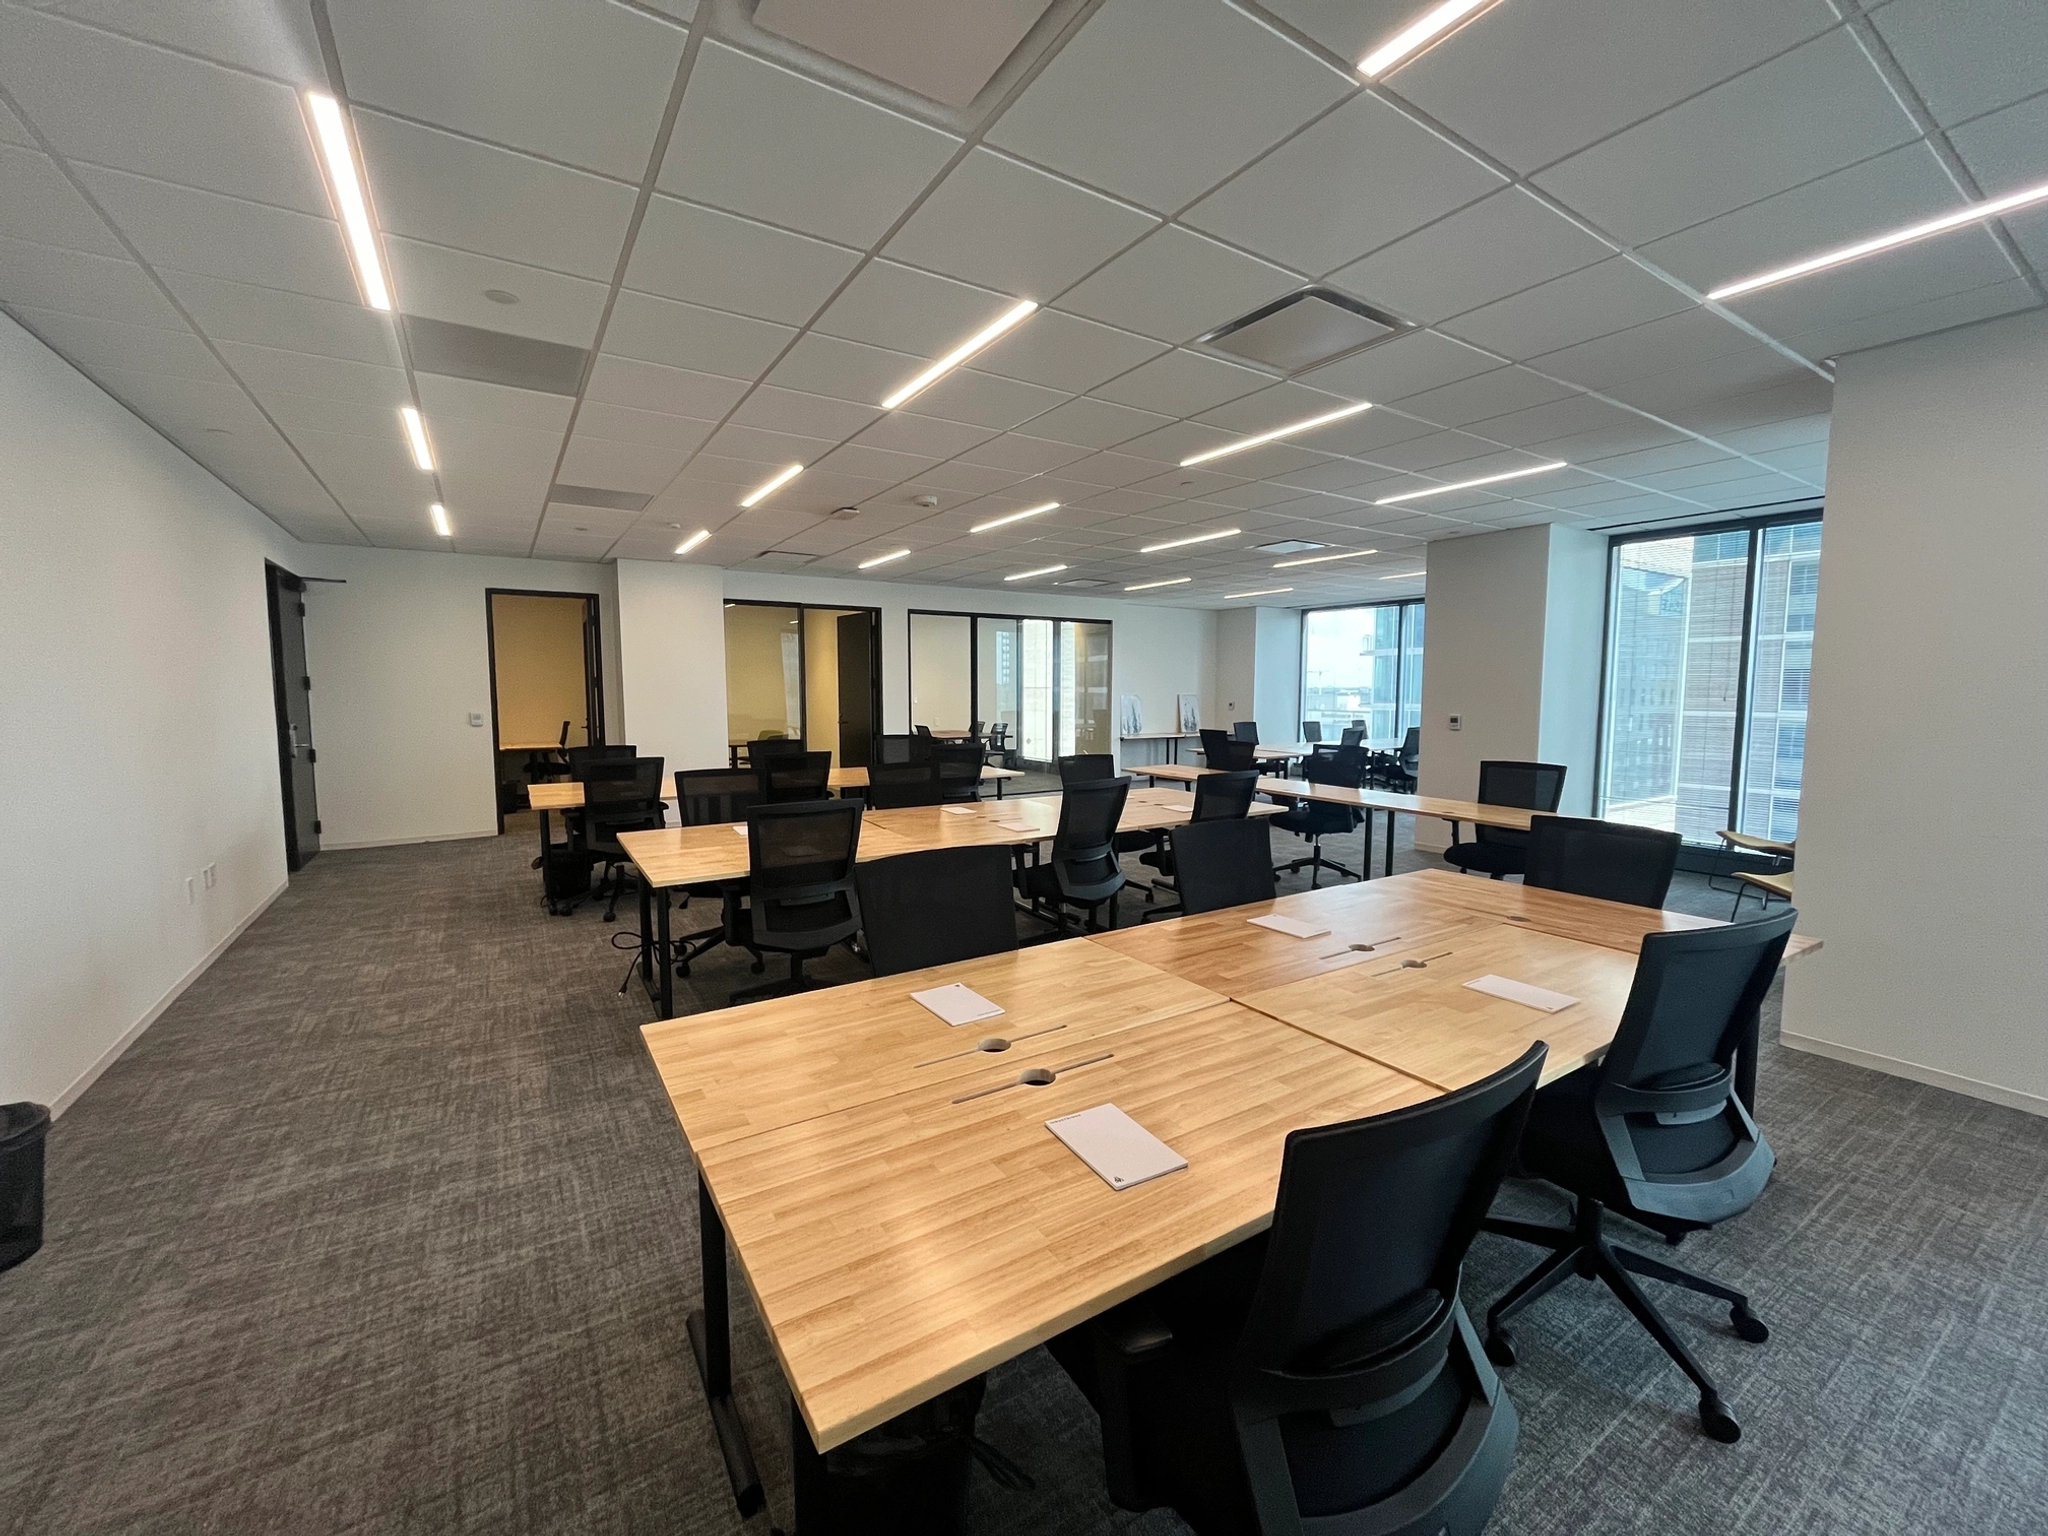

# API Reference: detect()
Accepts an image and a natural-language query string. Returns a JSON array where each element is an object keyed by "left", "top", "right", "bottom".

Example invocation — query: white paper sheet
[
  {"left": 942, "top": 805, "right": 976, "bottom": 816},
  {"left": 993, "top": 818, "right": 1038, "bottom": 833},
  {"left": 734, "top": 825, "right": 748, "bottom": 835},
  {"left": 1248, "top": 913, "right": 1330, "bottom": 940},
  {"left": 910, "top": 982, "right": 1006, "bottom": 1026},
  {"left": 1046, "top": 1103, "right": 1187, "bottom": 1190},
  {"left": 1463, "top": 974, "right": 1579, "bottom": 1013}
]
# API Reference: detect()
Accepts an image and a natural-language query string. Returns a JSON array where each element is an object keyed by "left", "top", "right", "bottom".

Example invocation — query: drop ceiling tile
[
  {"left": 1190, "top": 380, "right": 1346, "bottom": 432},
  {"left": 1946, "top": 91, "right": 2048, "bottom": 201},
  {"left": 1023, "top": 395, "right": 1173, "bottom": 449},
  {"left": 1264, "top": 458, "right": 1391, "bottom": 495},
  {"left": 29, "top": 0, "right": 324, "bottom": 82},
  {"left": 1438, "top": 257, "right": 1692, "bottom": 361},
  {"left": 252, "top": 387, "right": 407, "bottom": 441},
  {"left": 73, "top": 164, "right": 356, "bottom": 302},
  {"left": 1780, "top": 274, "right": 2037, "bottom": 362},
  {"left": 1719, "top": 229, "right": 2018, "bottom": 342},
  {"left": 898, "top": 367, "right": 1067, "bottom": 431},
  {"left": 1293, "top": 329, "right": 1500, "bottom": 402},
  {"left": 813, "top": 259, "right": 1010, "bottom": 358},
  {"left": 1059, "top": 450, "right": 1167, "bottom": 489},
  {"left": 1525, "top": 307, "right": 1766, "bottom": 393},
  {"left": 1533, "top": 30, "right": 1920, "bottom": 247},
  {"left": 1057, "top": 224, "right": 1300, "bottom": 344},
  {"left": 770, "top": 469, "right": 898, "bottom": 519},
  {"left": 730, "top": 384, "right": 883, "bottom": 441},
  {"left": 955, "top": 433, "right": 1092, "bottom": 474},
  {"left": 356, "top": 111, "right": 637, "bottom": 281},
  {"left": 986, "top": 0, "right": 1351, "bottom": 214},
  {"left": 1366, "top": 428, "right": 1520, "bottom": 475},
  {"left": 1582, "top": 439, "right": 1731, "bottom": 478},
  {"left": 1184, "top": 93, "right": 1505, "bottom": 275},
  {"left": 416, "top": 373, "right": 574, "bottom": 434},
  {"left": 157, "top": 270, "right": 400, "bottom": 366},
  {"left": 8, "top": 307, "right": 221, "bottom": 382},
  {"left": 972, "top": 307, "right": 1166, "bottom": 395},
  {"left": 0, "top": 95, "right": 33, "bottom": 149},
  {"left": 901, "top": 459, "right": 1029, "bottom": 495},
  {"left": 660, "top": 41, "right": 959, "bottom": 247},
  {"left": 1387, "top": 0, "right": 1838, "bottom": 175},
  {"left": 386, "top": 238, "right": 608, "bottom": 350},
  {"left": 437, "top": 422, "right": 560, "bottom": 509},
  {"left": 765, "top": 331, "right": 922, "bottom": 404},
  {"left": 1520, "top": 421, "right": 1687, "bottom": 464},
  {"left": 1631, "top": 457, "right": 1778, "bottom": 493},
  {"left": 604, "top": 289, "right": 795, "bottom": 378},
  {"left": 330, "top": 0, "right": 684, "bottom": 181},
  {"left": 1463, "top": 391, "right": 1646, "bottom": 448},
  {"left": 289, "top": 426, "right": 429, "bottom": 502},
  {"left": 217, "top": 339, "right": 406, "bottom": 406},
  {"left": 1113, "top": 419, "right": 1248, "bottom": 465},
  {"left": 540, "top": 503, "right": 639, "bottom": 538},
  {"left": 701, "top": 421, "right": 837, "bottom": 470},
  {"left": 585, "top": 354, "right": 748, "bottom": 420},
  {"left": 1326, "top": 187, "right": 1614, "bottom": 327},
  {"left": 0, "top": 6, "right": 329, "bottom": 210},
  {"left": 1089, "top": 348, "right": 1272, "bottom": 418},
  {"left": 625, "top": 195, "right": 861, "bottom": 326},
  {"left": 1392, "top": 366, "right": 1580, "bottom": 430},
  {"left": 1660, "top": 369, "right": 1836, "bottom": 436},
  {"left": 807, "top": 442, "right": 939, "bottom": 485},
  {"left": 0, "top": 143, "right": 125, "bottom": 257},
  {"left": 850, "top": 410, "right": 998, "bottom": 460},
  {"left": 1872, "top": 0, "right": 2048, "bottom": 126}
]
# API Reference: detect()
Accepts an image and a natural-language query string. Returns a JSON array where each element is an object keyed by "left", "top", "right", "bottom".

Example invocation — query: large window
[
  {"left": 909, "top": 610, "right": 1111, "bottom": 766},
  {"left": 1598, "top": 515, "right": 1821, "bottom": 844},
  {"left": 1299, "top": 601, "right": 1425, "bottom": 745}
]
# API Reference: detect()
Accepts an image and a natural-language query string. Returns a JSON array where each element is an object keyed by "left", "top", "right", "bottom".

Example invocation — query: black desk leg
[
  {"left": 1361, "top": 802, "right": 1375, "bottom": 879},
  {"left": 689, "top": 1173, "right": 765, "bottom": 1518},
  {"left": 657, "top": 887, "right": 674, "bottom": 1021},
  {"left": 638, "top": 880, "right": 654, "bottom": 988},
  {"left": 791, "top": 1394, "right": 830, "bottom": 1530},
  {"left": 1385, "top": 810, "right": 1396, "bottom": 878}
]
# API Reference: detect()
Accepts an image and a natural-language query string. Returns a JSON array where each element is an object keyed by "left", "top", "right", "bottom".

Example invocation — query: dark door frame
[
  {"left": 265, "top": 560, "right": 318, "bottom": 872},
  {"left": 722, "top": 599, "right": 884, "bottom": 755},
  {"left": 485, "top": 588, "right": 605, "bottom": 835}
]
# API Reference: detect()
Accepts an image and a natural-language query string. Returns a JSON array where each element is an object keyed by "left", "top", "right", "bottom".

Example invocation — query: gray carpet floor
[{"left": 3, "top": 803, "right": 2044, "bottom": 1535}]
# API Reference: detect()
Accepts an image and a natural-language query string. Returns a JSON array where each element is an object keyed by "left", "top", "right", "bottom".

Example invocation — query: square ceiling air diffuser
[{"left": 1200, "top": 288, "right": 1406, "bottom": 374}]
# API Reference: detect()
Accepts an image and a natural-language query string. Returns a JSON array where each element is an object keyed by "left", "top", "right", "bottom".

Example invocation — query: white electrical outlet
[
  {"left": 203, "top": 864, "right": 216, "bottom": 890},
  {"left": 469, "top": 711, "right": 485, "bottom": 727}
]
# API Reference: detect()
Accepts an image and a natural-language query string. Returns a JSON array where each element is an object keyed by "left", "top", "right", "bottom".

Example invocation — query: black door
[
  {"left": 837, "top": 611, "right": 877, "bottom": 768},
  {"left": 582, "top": 596, "right": 606, "bottom": 744},
  {"left": 266, "top": 563, "right": 320, "bottom": 870}
]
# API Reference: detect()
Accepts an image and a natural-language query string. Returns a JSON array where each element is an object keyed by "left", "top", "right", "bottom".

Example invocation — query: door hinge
[{"left": 313, "top": 819, "right": 322, "bottom": 834}]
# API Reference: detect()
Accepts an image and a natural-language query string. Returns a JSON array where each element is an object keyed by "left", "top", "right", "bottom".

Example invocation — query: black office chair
[
  {"left": 983, "top": 723, "right": 1011, "bottom": 767},
  {"left": 725, "top": 799, "right": 864, "bottom": 1005},
  {"left": 875, "top": 732, "right": 927, "bottom": 765},
  {"left": 566, "top": 742, "right": 636, "bottom": 775},
  {"left": 1140, "top": 770, "right": 1260, "bottom": 915},
  {"left": 855, "top": 847, "right": 1019, "bottom": 977},
  {"left": 758, "top": 750, "right": 833, "bottom": 803},
  {"left": 1339, "top": 726, "right": 1365, "bottom": 750},
  {"left": 863, "top": 759, "right": 943, "bottom": 809},
  {"left": 1525, "top": 815, "right": 1681, "bottom": 909},
  {"left": 1299, "top": 720, "right": 1322, "bottom": 743},
  {"left": 1168, "top": 817, "right": 1276, "bottom": 915},
  {"left": 1204, "top": 735, "right": 1260, "bottom": 773},
  {"left": 1378, "top": 726, "right": 1420, "bottom": 792},
  {"left": 1058, "top": 754, "right": 1116, "bottom": 785},
  {"left": 745, "top": 735, "right": 807, "bottom": 766},
  {"left": 1017, "top": 776, "right": 1130, "bottom": 937},
  {"left": 1483, "top": 909, "right": 1796, "bottom": 1443},
  {"left": 1050, "top": 1044, "right": 1544, "bottom": 1533},
  {"left": 1443, "top": 761, "right": 1566, "bottom": 880},
  {"left": 522, "top": 720, "right": 575, "bottom": 787},
  {"left": 1273, "top": 749, "right": 1367, "bottom": 887},
  {"left": 582, "top": 756, "right": 665, "bottom": 922},
  {"left": 668, "top": 768, "right": 764, "bottom": 975},
  {"left": 934, "top": 742, "right": 987, "bottom": 802},
  {"left": 1230, "top": 720, "right": 1259, "bottom": 743}
]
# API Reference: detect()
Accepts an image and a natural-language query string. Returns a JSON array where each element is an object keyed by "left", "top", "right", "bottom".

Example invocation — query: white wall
[
  {"left": 1787, "top": 308, "right": 2048, "bottom": 1115},
  {"left": 1253, "top": 606, "right": 1302, "bottom": 740},
  {"left": 614, "top": 561, "right": 727, "bottom": 774},
  {"left": 0, "top": 314, "right": 300, "bottom": 1110},
  {"left": 1213, "top": 608, "right": 1257, "bottom": 732},
  {"left": 294, "top": 546, "right": 622, "bottom": 847},
  {"left": 1537, "top": 525, "right": 1606, "bottom": 817}
]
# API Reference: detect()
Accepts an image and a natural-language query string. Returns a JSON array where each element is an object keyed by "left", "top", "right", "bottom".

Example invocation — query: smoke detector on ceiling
[{"left": 911, "top": 494, "right": 940, "bottom": 508}]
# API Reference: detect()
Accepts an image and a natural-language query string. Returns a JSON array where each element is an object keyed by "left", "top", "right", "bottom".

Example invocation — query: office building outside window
[
  {"left": 1598, "top": 516, "right": 1821, "bottom": 844},
  {"left": 1299, "top": 601, "right": 1424, "bottom": 745}
]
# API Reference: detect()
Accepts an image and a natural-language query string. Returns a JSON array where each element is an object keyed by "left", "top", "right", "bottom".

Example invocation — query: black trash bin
[
  {"left": 0, "top": 1102, "right": 49, "bottom": 1274},
  {"left": 795, "top": 1375, "right": 987, "bottom": 1535}
]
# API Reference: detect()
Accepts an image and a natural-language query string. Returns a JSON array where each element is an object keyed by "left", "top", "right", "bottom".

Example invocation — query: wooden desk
[
  {"left": 827, "top": 763, "right": 1025, "bottom": 797},
  {"left": 1119, "top": 730, "right": 1199, "bottom": 765}
]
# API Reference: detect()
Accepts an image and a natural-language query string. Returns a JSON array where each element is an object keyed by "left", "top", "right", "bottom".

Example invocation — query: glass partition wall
[
  {"left": 1597, "top": 514, "right": 1821, "bottom": 843},
  {"left": 724, "top": 601, "right": 881, "bottom": 767},
  {"left": 909, "top": 610, "right": 1112, "bottom": 768},
  {"left": 1299, "top": 601, "right": 1425, "bottom": 745}
]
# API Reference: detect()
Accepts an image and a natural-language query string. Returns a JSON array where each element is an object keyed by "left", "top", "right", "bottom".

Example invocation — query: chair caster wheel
[
  {"left": 1699, "top": 1396, "right": 1741, "bottom": 1443},
  {"left": 1483, "top": 1330, "right": 1516, "bottom": 1368},
  {"left": 603, "top": 913, "right": 616, "bottom": 923},
  {"left": 1730, "top": 1304, "right": 1769, "bottom": 1343},
  {"left": 531, "top": 857, "right": 544, "bottom": 870}
]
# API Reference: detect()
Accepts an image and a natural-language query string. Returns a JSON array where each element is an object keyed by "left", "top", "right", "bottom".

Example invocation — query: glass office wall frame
[
  {"left": 1297, "top": 600, "right": 1426, "bottom": 745},
  {"left": 1595, "top": 512, "right": 1822, "bottom": 845},
  {"left": 908, "top": 608, "right": 1113, "bottom": 768},
  {"left": 724, "top": 599, "right": 883, "bottom": 765}
]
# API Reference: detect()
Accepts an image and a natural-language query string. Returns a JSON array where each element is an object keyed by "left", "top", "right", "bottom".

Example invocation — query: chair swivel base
[
  {"left": 1483, "top": 1200, "right": 1767, "bottom": 1444},
  {"left": 1276, "top": 843, "right": 1360, "bottom": 887}
]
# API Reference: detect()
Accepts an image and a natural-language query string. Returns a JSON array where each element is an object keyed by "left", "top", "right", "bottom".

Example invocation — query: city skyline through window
[{"left": 1300, "top": 601, "right": 1425, "bottom": 746}]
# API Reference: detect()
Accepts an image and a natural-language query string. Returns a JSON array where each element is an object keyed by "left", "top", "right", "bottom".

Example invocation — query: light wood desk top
[
  {"left": 614, "top": 821, "right": 920, "bottom": 889},
  {"left": 1121, "top": 730, "right": 1198, "bottom": 740},
  {"left": 827, "top": 764, "right": 1022, "bottom": 790},
  {"left": 688, "top": 1000, "right": 1434, "bottom": 1449},
  {"left": 1140, "top": 764, "right": 1537, "bottom": 831},
  {"left": 642, "top": 939, "right": 1222, "bottom": 1153},
  {"left": 499, "top": 738, "right": 568, "bottom": 752},
  {"left": 528, "top": 774, "right": 678, "bottom": 811},
  {"left": 1719, "top": 830, "right": 1795, "bottom": 857}
]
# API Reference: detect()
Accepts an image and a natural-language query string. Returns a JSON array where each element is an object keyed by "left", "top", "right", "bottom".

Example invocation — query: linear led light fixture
[
  {"left": 1379, "top": 570, "right": 1426, "bottom": 579},
  {"left": 881, "top": 300, "right": 1038, "bottom": 410},
  {"left": 304, "top": 92, "right": 392, "bottom": 311},
  {"left": 1139, "top": 526, "right": 1240, "bottom": 554},
  {"left": 674, "top": 528, "right": 711, "bottom": 556},
  {"left": 1708, "top": 178, "right": 2048, "bottom": 301},
  {"left": 1179, "top": 401, "right": 1373, "bottom": 468},
  {"left": 1224, "top": 586, "right": 1292, "bottom": 599},
  {"left": 858, "top": 548, "right": 910, "bottom": 569},
  {"left": 398, "top": 406, "right": 433, "bottom": 471},
  {"left": 429, "top": 502, "right": 451, "bottom": 538},
  {"left": 1358, "top": 0, "right": 1497, "bottom": 77},
  {"left": 740, "top": 463, "right": 804, "bottom": 507},
  {"left": 1003, "top": 563, "right": 1067, "bottom": 582},
  {"left": 970, "top": 501, "right": 1058, "bottom": 534},
  {"left": 1373, "top": 461, "right": 1565, "bottom": 504},
  {"left": 1274, "top": 548, "right": 1378, "bottom": 569},
  {"left": 1124, "top": 577, "right": 1192, "bottom": 592}
]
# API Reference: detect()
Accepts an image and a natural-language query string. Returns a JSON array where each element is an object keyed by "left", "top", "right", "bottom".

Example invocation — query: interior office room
[{"left": 0, "top": 0, "right": 2042, "bottom": 1532}]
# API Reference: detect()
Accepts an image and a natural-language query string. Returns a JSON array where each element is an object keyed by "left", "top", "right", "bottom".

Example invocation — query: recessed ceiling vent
[
  {"left": 1257, "top": 539, "right": 1326, "bottom": 555},
  {"left": 550, "top": 484, "right": 651, "bottom": 512},
  {"left": 751, "top": 550, "right": 816, "bottom": 565},
  {"left": 1053, "top": 577, "right": 1109, "bottom": 588},
  {"left": 752, "top": 0, "right": 1057, "bottom": 109},
  {"left": 1200, "top": 288, "right": 1406, "bottom": 375},
  {"left": 403, "top": 315, "right": 589, "bottom": 396}
]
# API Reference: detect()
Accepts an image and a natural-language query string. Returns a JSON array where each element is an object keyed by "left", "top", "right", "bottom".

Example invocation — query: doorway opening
[
  {"left": 723, "top": 601, "right": 882, "bottom": 767},
  {"left": 266, "top": 562, "right": 321, "bottom": 871},
  {"left": 486, "top": 589, "right": 605, "bottom": 831}
]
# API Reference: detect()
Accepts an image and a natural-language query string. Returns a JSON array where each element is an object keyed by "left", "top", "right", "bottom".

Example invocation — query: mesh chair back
[
  {"left": 1301, "top": 721, "right": 1323, "bottom": 742},
  {"left": 1199, "top": 729, "right": 1234, "bottom": 765},
  {"left": 1473, "top": 759, "right": 1566, "bottom": 849},
  {"left": 748, "top": 736, "right": 807, "bottom": 765},
  {"left": 1290, "top": 750, "right": 1364, "bottom": 835},
  {"left": 1190, "top": 769, "right": 1260, "bottom": 821},
  {"left": 1399, "top": 726, "right": 1420, "bottom": 773},
  {"left": 863, "top": 760, "right": 943, "bottom": 809},
  {"left": 875, "top": 733, "right": 926, "bottom": 765},
  {"left": 580, "top": 758, "right": 641, "bottom": 786},
  {"left": 1231, "top": 721, "right": 1260, "bottom": 743},
  {"left": 1169, "top": 817, "right": 1275, "bottom": 914},
  {"left": 582, "top": 757, "right": 665, "bottom": 852},
  {"left": 744, "top": 800, "right": 863, "bottom": 951},
  {"left": 759, "top": 751, "right": 833, "bottom": 803},
  {"left": 1339, "top": 726, "right": 1364, "bottom": 749},
  {"left": 567, "top": 743, "right": 635, "bottom": 774},
  {"left": 934, "top": 742, "right": 986, "bottom": 800},
  {"left": 1047, "top": 777, "right": 1130, "bottom": 903},
  {"left": 677, "top": 768, "right": 761, "bottom": 827},
  {"left": 1208, "top": 738, "right": 1259, "bottom": 772},
  {"left": 915, "top": 724, "right": 934, "bottom": 737},
  {"left": 856, "top": 847, "right": 1018, "bottom": 976},
  {"left": 1593, "top": 910, "right": 1794, "bottom": 1223},
  {"left": 1229, "top": 1045, "right": 1544, "bottom": 1530},
  {"left": 1058, "top": 753, "right": 1117, "bottom": 785},
  {"left": 1525, "top": 815, "right": 1681, "bottom": 909}
]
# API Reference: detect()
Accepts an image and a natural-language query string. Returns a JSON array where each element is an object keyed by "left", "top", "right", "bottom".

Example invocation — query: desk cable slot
[{"left": 952, "top": 1051, "right": 1115, "bottom": 1104}]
